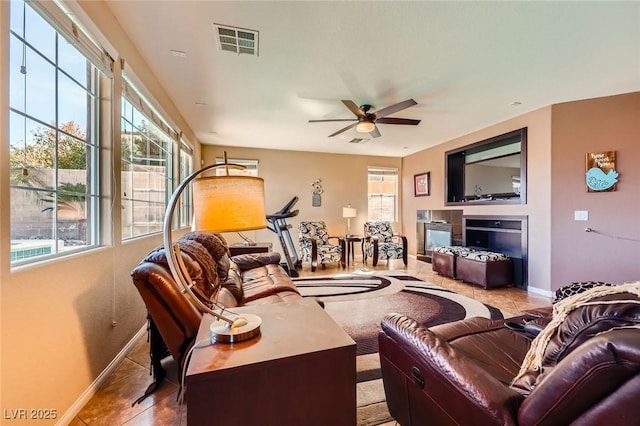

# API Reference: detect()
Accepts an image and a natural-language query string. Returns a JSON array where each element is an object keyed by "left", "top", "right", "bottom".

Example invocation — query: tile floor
[{"left": 71, "top": 257, "right": 552, "bottom": 425}]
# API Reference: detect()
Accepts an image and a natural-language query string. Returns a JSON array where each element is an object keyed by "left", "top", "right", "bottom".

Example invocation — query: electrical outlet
[{"left": 574, "top": 210, "right": 589, "bottom": 221}]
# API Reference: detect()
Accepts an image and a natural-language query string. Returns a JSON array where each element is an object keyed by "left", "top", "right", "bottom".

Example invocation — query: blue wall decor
[{"left": 585, "top": 151, "right": 618, "bottom": 192}]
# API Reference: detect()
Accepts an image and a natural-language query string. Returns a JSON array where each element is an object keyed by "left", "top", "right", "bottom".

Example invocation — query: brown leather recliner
[
  {"left": 131, "top": 232, "right": 301, "bottom": 402},
  {"left": 379, "top": 289, "right": 640, "bottom": 425}
]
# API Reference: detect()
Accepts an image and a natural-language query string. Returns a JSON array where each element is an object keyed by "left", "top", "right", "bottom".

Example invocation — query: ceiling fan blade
[
  {"left": 373, "top": 99, "right": 418, "bottom": 118},
  {"left": 308, "top": 118, "right": 357, "bottom": 123},
  {"left": 375, "top": 117, "right": 421, "bottom": 126},
  {"left": 369, "top": 126, "right": 381, "bottom": 138},
  {"left": 329, "top": 122, "right": 358, "bottom": 137},
  {"left": 342, "top": 100, "right": 366, "bottom": 118}
]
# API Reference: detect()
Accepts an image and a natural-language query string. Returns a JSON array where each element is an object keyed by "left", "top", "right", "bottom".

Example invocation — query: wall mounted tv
[{"left": 445, "top": 128, "right": 527, "bottom": 205}]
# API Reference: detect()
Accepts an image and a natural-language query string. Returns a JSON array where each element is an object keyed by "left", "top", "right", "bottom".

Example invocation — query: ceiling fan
[{"left": 309, "top": 99, "right": 420, "bottom": 138}]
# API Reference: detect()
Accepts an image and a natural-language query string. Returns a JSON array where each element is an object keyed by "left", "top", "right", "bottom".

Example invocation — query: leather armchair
[
  {"left": 379, "top": 289, "right": 640, "bottom": 426},
  {"left": 363, "top": 221, "right": 407, "bottom": 266}
]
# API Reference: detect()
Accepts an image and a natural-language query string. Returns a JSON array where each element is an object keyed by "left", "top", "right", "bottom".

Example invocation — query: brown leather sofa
[
  {"left": 379, "top": 288, "right": 640, "bottom": 425},
  {"left": 131, "top": 232, "right": 301, "bottom": 401}
]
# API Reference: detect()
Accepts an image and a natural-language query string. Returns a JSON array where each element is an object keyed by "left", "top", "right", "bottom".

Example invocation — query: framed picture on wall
[{"left": 414, "top": 172, "right": 430, "bottom": 197}]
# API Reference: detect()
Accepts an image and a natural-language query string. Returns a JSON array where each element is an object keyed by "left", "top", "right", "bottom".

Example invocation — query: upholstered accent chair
[
  {"left": 298, "top": 221, "right": 345, "bottom": 272},
  {"left": 363, "top": 221, "right": 408, "bottom": 266}
]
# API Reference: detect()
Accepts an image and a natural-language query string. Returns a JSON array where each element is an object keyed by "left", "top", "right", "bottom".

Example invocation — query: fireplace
[
  {"left": 416, "top": 210, "right": 462, "bottom": 262},
  {"left": 425, "top": 223, "right": 452, "bottom": 258}
]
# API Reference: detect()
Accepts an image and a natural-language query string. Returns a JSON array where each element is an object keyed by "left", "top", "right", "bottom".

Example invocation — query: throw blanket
[
  {"left": 143, "top": 232, "right": 229, "bottom": 300},
  {"left": 513, "top": 281, "right": 640, "bottom": 382}
]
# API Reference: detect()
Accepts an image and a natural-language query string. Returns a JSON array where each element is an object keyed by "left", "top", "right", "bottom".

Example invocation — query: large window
[
  {"left": 120, "top": 96, "right": 175, "bottom": 239},
  {"left": 367, "top": 167, "right": 398, "bottom": 222},
  {"left": 8, "top": 0, "right": 106, "bottom": 264}
]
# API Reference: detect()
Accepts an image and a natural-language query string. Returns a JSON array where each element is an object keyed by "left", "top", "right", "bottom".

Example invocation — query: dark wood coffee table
[{"left": 186, "top": 298, "right": 356, "bottom": 426}]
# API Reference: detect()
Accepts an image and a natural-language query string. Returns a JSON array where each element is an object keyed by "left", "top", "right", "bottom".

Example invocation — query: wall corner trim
[{"left": 527, "top": 286, "right": 555, "bottom": 299}]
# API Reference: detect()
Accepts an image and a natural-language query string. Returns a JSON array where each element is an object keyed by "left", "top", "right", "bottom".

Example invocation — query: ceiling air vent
[
  {"left": 349, "top": 138, "right": 369, "bottom": 144},
  {"left": 213, "top": 24, "right": 259, "bottom": 56}
]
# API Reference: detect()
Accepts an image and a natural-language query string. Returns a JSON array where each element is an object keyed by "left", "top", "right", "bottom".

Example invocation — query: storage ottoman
[
  {"left": 432, "top": 246, "right": 472, "bottom": 279},
  {"left": 455, "top": 250, "right": 513, "bottom": 289}
]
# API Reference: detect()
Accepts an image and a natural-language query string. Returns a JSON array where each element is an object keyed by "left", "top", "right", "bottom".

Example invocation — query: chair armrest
[
  {"left": 391, "top": 234, "right": 408, "bottom": 245},
  {"left": 518, "top": 328, "right": 640, "bottom": 425},
  {"left": 379, "top": 313, "right": 522, "bottom": 426},
  {"left": 327, "top": 235, "right": 345, "bottom": 245},
  {"left": 301, "top": 236, "right": 319, "bottom": 269}
]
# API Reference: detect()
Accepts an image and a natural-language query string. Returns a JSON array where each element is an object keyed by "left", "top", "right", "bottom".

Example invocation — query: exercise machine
[{"left": 266, "top": 196, "right": 302, "bottom": 277}]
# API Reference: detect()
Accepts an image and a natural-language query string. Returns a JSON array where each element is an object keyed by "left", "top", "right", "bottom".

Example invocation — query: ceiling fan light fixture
[{"left": 356, "top": 119, "right": 376, "bottom": 133}]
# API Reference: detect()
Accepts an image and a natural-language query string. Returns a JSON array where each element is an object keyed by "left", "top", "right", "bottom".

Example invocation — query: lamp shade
[
  {"left": 192, "top": 175, "right": 266, "bottom": 232},
  {"left": 343, "top": 206, "right": 357, "bottom": 218}
]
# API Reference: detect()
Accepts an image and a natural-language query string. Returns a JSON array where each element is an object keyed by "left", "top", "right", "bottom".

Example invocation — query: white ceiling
[{"left": 103, "top": 1, "right": 640, "bottom": 158}]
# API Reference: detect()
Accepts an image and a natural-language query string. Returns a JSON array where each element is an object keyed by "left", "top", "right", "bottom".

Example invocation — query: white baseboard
[
  {"left": 56, "top": 324, "right": 147, "bottom": 426},
  {"left": 527, "top": 286, "right": 555, "bottom": 298}
]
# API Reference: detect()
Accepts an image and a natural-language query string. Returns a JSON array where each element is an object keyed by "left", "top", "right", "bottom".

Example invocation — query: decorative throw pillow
[{"left": 554, "top": 281, "right": 613, "bottom": 302}]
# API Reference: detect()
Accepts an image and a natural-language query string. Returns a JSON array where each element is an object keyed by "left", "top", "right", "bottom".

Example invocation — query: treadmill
[{"left": 266, "top": 196, "right": 302, "bottom": 277}]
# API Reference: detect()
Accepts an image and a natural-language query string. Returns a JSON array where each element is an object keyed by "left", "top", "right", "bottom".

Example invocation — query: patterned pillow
[{"left": 554, "top": 281, "right": 614, "bottom": 302}]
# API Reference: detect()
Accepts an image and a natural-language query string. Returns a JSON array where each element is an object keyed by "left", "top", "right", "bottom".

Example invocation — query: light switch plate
[{"left": 574, "top": 210, "right": 589, "bottom": 221}]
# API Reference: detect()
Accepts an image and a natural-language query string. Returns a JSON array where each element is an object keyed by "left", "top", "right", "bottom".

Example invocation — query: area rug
[{"left": 293, "top": 271, "right": 504, "bottom": 426}]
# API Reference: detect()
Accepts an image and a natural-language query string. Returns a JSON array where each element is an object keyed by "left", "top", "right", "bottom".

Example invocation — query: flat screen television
[{"left": 445, "top": 128, "right": 527, "bottom": 205}]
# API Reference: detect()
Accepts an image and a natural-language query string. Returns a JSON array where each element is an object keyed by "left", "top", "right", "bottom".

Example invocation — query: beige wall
[
  {"left": 0, "top": 1, "right": 199, "bottom": 421},
  {"left": 550, "top": 92, "right": 640, "bottom": 285},
  {"left": 402, "top": 107, "right": 553, "bottom": 292},
  {"left": 402, "top": 91, "right": 640, "bottom": 292},
  {"left": 202, "top": 146, "right": 402, "bottom": 253}
]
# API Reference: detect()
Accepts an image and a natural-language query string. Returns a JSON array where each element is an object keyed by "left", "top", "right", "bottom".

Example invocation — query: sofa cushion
[
  {"left": 460, "top": 250, "right": 509, "bottom": 262},
  {"left": 231, "top": 252, "right": 281, "bottom": 270},
  {"left": 241, "top": 263, "right": 300, "bottom": 303},
  {"left": 433, "top": 246, "right": 473, "bottom": 256}
]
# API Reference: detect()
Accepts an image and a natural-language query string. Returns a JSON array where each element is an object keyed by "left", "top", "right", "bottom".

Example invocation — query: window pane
[
  {"left": 58, "top": 70, "right": 89, "bottom": 134},
  {"left": 9, "top": 111, "right": 55, "bottom": 189},
  {"left": 9, "top": 0, "right": 56, "bottom": 61},
  {"left": 24, "top": 46, "right": 57, "bottom": 123},
  {"left": 9, "top": 35, "right": 25, "bottom": 110},
  {"left": 10, "top": 187, "right": 55, "bottom": 248},
  {"left": 58, "top": 38, "right": 89, "bottom": 88}
]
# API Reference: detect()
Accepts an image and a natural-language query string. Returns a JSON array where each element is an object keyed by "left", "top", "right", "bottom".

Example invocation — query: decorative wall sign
[
  {"left": 414, "top": 172, "right": 430, "bottom": 197},
  {"left": 311, "top": 178, "right": 323, "bottom": 206},
  {"left": 585, "top": 151, "right": 618, "bottom": 192}
]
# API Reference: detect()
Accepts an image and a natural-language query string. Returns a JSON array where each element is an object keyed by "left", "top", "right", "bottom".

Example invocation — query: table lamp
[
  {"left": 163, "top": 153, "right": 265, "bottom": 342},
  {"left": 343, "top": 204, "right": 357, "bottom": 236}
]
